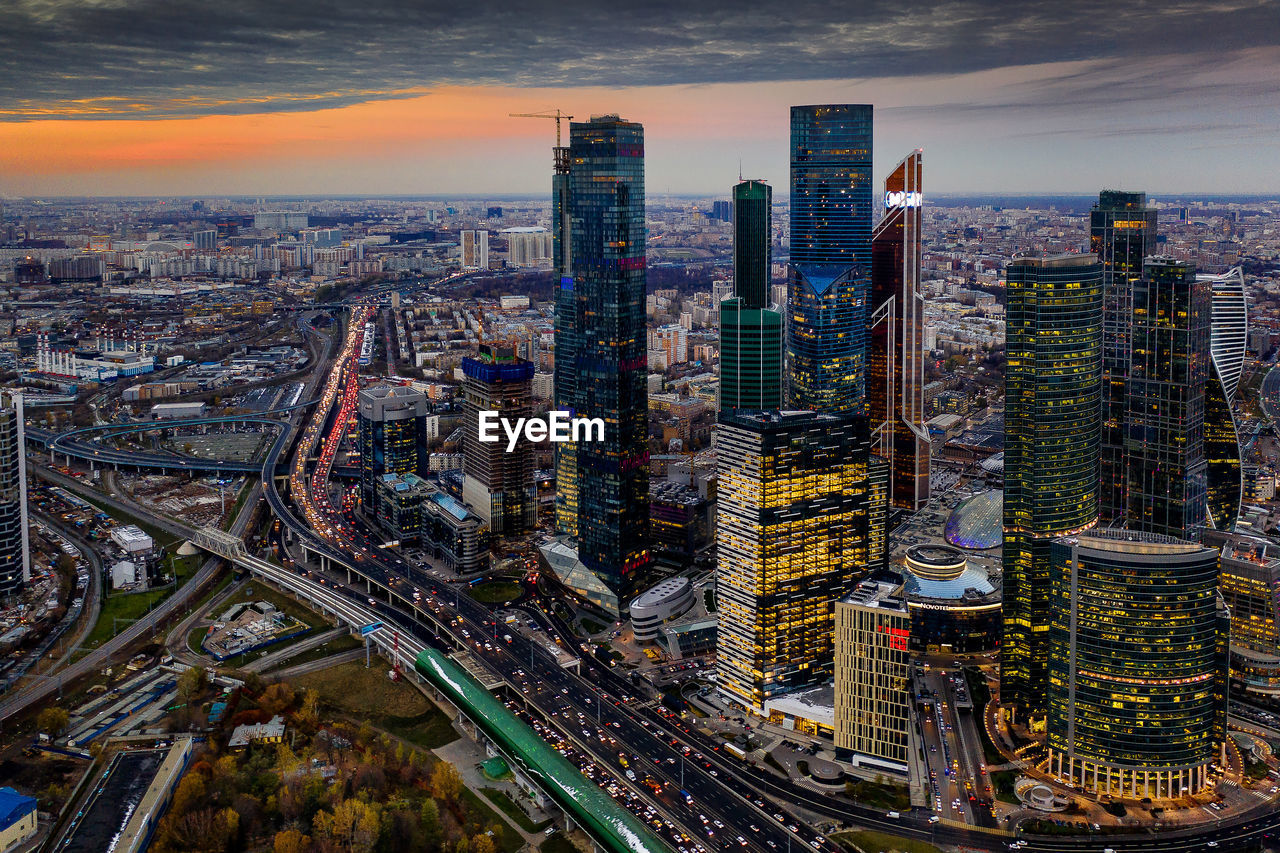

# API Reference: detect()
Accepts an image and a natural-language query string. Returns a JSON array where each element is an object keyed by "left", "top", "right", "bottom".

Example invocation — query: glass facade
[
  {"left": 715, "top": 410, "right": 870, "bottom": 712},
  {"left": 834, "top": 579, "right": 911, "bottom": 772},
  {"left": 461, "top": 347, "right": 537, "bottom": 537},
  {"left": 1046, "top": 531, "right": 1227, "bottom": 798},
  {"left": 1204, "top": 529, "right": 1280, "bottom": 693},
  {"left": 721, "top": 179, "right": 783, "bottom": 412},
  {"left": 0, "top": 392, "right": 29, "bottom": 597},
  {"left": 787, "top": 105, "right": 873, "bottom": 416},
  {"left": 733, "top": 179, "right": 772, "bottom": 310},
  {"left": 1091, "top": 191, "right": 1158, "bottom": 524},
  {"left": 1124, "top": 258, "right": 1210, "bottom": 538},
  {"left": 552, "top": 146, "right": 578, "bottom": 538},
  {"left": 357, "top": 384, "right": 430, "bottom": 524},
  {"left": 1205, "top": 267, "right": 1248, "bottom": 530},
  {"left": 1001, "top": 254, "right": 1103, "bottom": 717},
  {"left": 558, "top": 116, "right": 652, "bottom": 609}
]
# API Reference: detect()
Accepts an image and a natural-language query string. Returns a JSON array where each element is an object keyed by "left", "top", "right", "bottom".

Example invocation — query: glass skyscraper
[
  {"left": 461, "top": 346, "right": 537, "bottom": 538},
  {"left": 1001, "top": 253, "right": 1104, "bottom": 718},
  {"left": 1124, "top": 257, "right": 1210, "bottom": 538},
  {"left": 553, "top": 136, "right": 578, "bottom": 538},
  {"left": 869, "top": 149, "right": 929, "bottom": 510},
  {"left": 1091, "top": 191, "right": 1158, "bottom": 524},
  {"left": 0, "top": 391, "right": 30, "bottom": 598},
  {"left": 787, "top": 104, "right": 874, "bottom": 415},
  {"left": 1204, "top": 267, "right": 1248, "bottom": 531},
  {"left": 357, "top": 384, "right": 431, "bottom": 524},
  {"left": 556, "top": 115, "right": 652, "bottom": 609},
  {"left": 720, "top": 179, "right": 783, "bottom": 411},
  {"left": 1047, "top": 531, "right": 1227, "bottom": 798}
]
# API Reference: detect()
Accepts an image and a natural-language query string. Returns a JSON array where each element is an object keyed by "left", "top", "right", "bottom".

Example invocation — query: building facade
[
  {"left": 553, "top": 115, "right": 652, "bottom": 611},
  {"left": 720, "top": 179, "right": 784, "bottom": 411},
  {"left": 834, "top": 578, "right": 911, "bottom": 774},
  {"left": 869, "top": 150, "right": 930, "bottom": 510},
  {"left": 1047, "top": 531, "right": 1227, "bottom": 798},
  {"left": 1001, "top": 254, "right": 1104, "bottom": 717},
  {"left": 787, "top": 104, "right": 874, "bottom": 416},
  {"left": 1205, "top": 267, "right": 1248, "bottom": 531},
  {"left": 1124, "top": 257, "right": 1210, "bottom": 538},
  {"left": 1204, "top": 529, "right": 1280, "bottom": 693},
  {"left": 461, "top": 347, "right": 537, "bottom": 537},
  {"left": 461, "top": 229, "right": 489, "bottom": 270},
  {"left": 0, "top": 392, "right": 30, "bottom": 598},
  {"left": 357, "top": 384, "right": 431, "bottom": 523},
  {"left": 1092, "top": 191, "right": 1158, "bottom": 524},
  {"left": 715, "top": 410, "right": 870, "bottom": 712}
]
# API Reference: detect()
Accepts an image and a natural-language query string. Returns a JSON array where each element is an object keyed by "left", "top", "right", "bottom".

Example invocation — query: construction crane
[{"left": 509, "top": 109, "right": 574, "bottom": 147}]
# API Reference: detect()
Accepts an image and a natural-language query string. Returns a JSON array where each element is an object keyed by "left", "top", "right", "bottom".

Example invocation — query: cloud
[{"left": 2, "top": 0, "right": 1278, "bottom": 120}]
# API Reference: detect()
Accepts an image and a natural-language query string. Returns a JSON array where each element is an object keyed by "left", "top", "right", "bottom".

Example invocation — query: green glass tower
[
  {"left": 1001, "top": 253, "right": 1103, "bottom": 718},
  {"left": 720, "top": 179, "right": 783, "bottom": 411}
]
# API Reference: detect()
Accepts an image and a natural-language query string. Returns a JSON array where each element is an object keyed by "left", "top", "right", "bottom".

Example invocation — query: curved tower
[{"left": 1204, "top": 266, "right": 1247, "bottom": 530}]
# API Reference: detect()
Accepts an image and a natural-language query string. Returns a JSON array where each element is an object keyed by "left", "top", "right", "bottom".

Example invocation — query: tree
[
  {"left": 430, "top": 762, "right": 463, "bottom": 805},
  {"left": 314, "top": 798, "right": 381, "bottom": 853},
  {"left": 420, "top": 799, "right": 441, "bottom": 848},
  {"left": 471, "top": 833, "right": 497, "bottom": 853},
  {"left": 178, "top": 665, "right": 207, "bottom": 702},
  {"left": 170, "top": 773, "right": 206, "bottom": 817},
  {"left": 273, "top": 829, "right": 311, "bottom": 853},
  {"left": 37, "top": 706, "right": 69, "bottom": 738}
]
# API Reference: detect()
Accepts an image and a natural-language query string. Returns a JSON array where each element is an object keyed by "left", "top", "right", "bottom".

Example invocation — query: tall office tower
[
  {"left": 553, "top": 135, "right": 578, "bottom": 538},
  {"left": 1091, "top": 191, "right": 1158, "bottom": 523},
  {"left": 461, "top": 229, "right": 489, "bottom": 270},
  {"left": 555, "top": 115, "right": 651, "bottom": 608},
  {"left": 357, "top": 385, "right": 431, "bottom": 523},
  {"left": 716, "top": 410, "right": 870, "bottom": 712},
  {"left": 1001, "top": 253, "right": 1104, "bottom": 718},
  {"left": 1047, "top": 531, "right": 1228, "bottom": 797},
  {"left": 461, "top": 346, "right": 537, "bottom": 537},
  {"left": 1124, "top": 258, "right": 1210, "bottom": 538},
  {"left": 720, "top": 179, "right": 784, "bottom": 411},
  {"left": 1204, "top": 529, "right": 1280, "bottom": 692},
  {"left": 869, "top": 150, "right": 929, "bottom": 510},
  {"left": 834, "top": 577, "right": 911, "bottom": 773},
  {"left": 0, "top": 392, "right": 30, "bottom": 598},
  {"left": 1204, "top": 267, "right": 1248, "bottom": 531},
  {"left": 787, "top": 104, "right": 874, "bottom": 415}
]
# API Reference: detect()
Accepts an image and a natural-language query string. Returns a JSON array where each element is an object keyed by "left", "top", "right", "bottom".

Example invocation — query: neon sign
[{"left": 885, "top": 191, "right": 922, "bottom": 209}]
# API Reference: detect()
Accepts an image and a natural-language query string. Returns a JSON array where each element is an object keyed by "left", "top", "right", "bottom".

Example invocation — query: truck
[{"left": 724, "top": 743, "right": 747, "bottom": 760}]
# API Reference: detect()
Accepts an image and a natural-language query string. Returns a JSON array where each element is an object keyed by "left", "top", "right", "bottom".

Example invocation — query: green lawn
[
  {"left": 269, "top": 633, "right": 362, "bottom": 669},
  {"left": 481, "top": 787, "right": 551, "bottom": 833},
  {"left": 230, "top": 579, "right": 322, "bottom": 628},
  {"left": 832, "top": 829, "right": 942, "bottom": 853},
  {"left": 844, "top": 778, "right": 911, "bottom": 810},
  {"left": 990, "top": 769, "right": 1019, "bottom": 804},
  {"left": 471, "top": 581, "right": 522, "bottom": 605},
  {"left": 459, "top": 787, "right": 523, "bottom": 853},
  {"left": 76, "top": 493, "right": 180, "bottom": 548},
  {"left": 85, "top": 587, "right": 175, "bottom": 648},
  {"left": 379, "top": 708, "right": 459, "bottom": 750},
  {"left": 540, "top": 832, "right": 576, "bottom": 853}
]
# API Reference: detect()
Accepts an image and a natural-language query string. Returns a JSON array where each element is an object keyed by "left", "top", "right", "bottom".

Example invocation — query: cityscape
[{"left": 3, "top": 5, "right": 1280, "bottom": 853}]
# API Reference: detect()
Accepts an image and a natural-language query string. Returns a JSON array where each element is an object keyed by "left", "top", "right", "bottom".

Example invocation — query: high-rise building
[
  {"left": 358, "top": 385, "right": 431, "bottom": 523},
  {"left": 869, "top": 150, "right": 929, "bottom": 510},
  {"left": 193, "top": 228, "right": 217, "bottom": 251},
  {"left": 787, "top": 104, "right": 874, "bottom": 416},
  {"left": 553, "top": 115, "right": 651, "bottom": 610},
  {"left": 1091, "top": 191, "right": 1158, "bottom": 524},
  {"left": 1204, "top": 267, "right": 1248, "bottom": 531},
  {"left": 461, "top": 347, "right": 537, "bottom": 537},
  {"left": 720, "top": 179, "right": 784, "bottom": 411},
  {"left": 1124, "top": 257, "right": 1210, "bottom": 538},
  {"left": 1001, "top": 253, "right": 1104, "bottom": 717},
  {"left": 0, "top": 391, "right": 30, "bottom": 598},
  {"left": 502, "top": 226, "right": 553, "bottom": 266},
  {"left": 553, "top": 133, "right": 578, "bottom": 538},
  {"left": 834, "top": 577, "right": 911, "bottom": 774},
  {"left": 1204, "top": 528, "right": 1280, "bottom": 693},
  {"left": 461, "top": 230, "right": 489, "bottom": 270},
  {"left": 1047, "top": 531, "right": 1228, "bottom": 798},
  {"left": 715, "top": 410, "right": 870, "bottom": 712}
]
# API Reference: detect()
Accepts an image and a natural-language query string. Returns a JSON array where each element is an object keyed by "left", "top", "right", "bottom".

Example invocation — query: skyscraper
[
  {"left": 553, "top": 133, "right": 578, "bottom": 538},
  {"left": 1001, "top": 253, "right": 1104, "bottom": 717},
  {"left": 554, "top": 115, "right": 651, "bottom": 609},
  {"left": 869, "top": 150, "right": 929, "bottom": 510},
  {"left": 1124, "top": 257, "right": 1210, "bottom": 538},
  {"left": 357, "top": 384, "right": 431, "bottom": 524},
  {"left": 1091, "top": 191, "right": 1158, "bottom": 524},
  {"left": 715, "top": 410, "right": 870, "bottom": 712},
  {"left": 787, "top": 104, "right": 874, "bottom": 415},
  {"left": 1204, "top": 267, "right": 1248, "bottom": 531},
  {"left": 0, "top": 391, "right": 30, "bottom": 598},
  {"left": 719, "top": 179, "right": 784, "bottom": 411},
  {"left": 461, "top": 229, "right": 489, "bottom": 270},
  {"left": 461, "top": 346, "right": 537, "bottom": 537},
  {"left": 1047, "top": 531, "right": 1228, "bottom": 798}
]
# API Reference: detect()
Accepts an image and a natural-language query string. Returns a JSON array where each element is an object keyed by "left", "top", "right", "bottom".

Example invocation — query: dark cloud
[{"left": 1, "top": 0, "right": 1277, "bottom": 120}]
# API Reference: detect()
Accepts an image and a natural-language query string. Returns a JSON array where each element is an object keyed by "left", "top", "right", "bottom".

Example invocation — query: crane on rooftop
[{"left": 509, "top": 109, "right": 574, "bottom": 147}]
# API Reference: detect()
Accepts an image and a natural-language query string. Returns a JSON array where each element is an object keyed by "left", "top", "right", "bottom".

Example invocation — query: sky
[{"left": 2, "top": 0, "right": 1279, "bottom": 197}]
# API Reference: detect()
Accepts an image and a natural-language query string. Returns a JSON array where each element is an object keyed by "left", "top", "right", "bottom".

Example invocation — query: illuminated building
[
  {"left": 1204, "top": 267, "right": 1248, "bottom": 531},
  {"left": 357, "top": 384, "right": 431, "bottom": 523},
  {"left": 1203, "top": 529, "right": 1280, "bottom": 693},
  {"left": 834, "top": 577, "right": 911, "bottom": 774},
  {"left": 461, "top": 229, "right": 489, "bottom": 270},
  {"left": 1047, "top": 531, "right": 1228, "bottom": 798},
  {"left": 715, "top": 410, "right": 870, "bottom": 713},
  {"left": 554, "top": 115, "right": 652, "bottom": 610},
  {"left": 1092, "top": 191, "right": 1157, "bottom": 524},
  {"left": 1001, "top": 253, "right": 1103, "bottom": 717},
  {"left": 0, "top": 392, "right": 30, "bottom": 598},
  {"left": 1124, "top": 258, "right": 1209, "bottom": 538},
  {"left": 787, "top": 104, "right": 873, "bottom": 415},
  {"left": 869, "top": 150, "right": 930, "bottom": 510},
  {"left": 553, "top": 124, "right": 578, "bottom": 538},
  {"left": 719, "top": 179, "right": 784, "bottom": 411},
  {"left": 901, "top": 545, "right": 1000, "bottom": 654},
  {"left": 945, "top": 490, "right": 1003, "bottom": 551},
  {"left": 460, "top": 346, "right": 536, "bottom": 537}
]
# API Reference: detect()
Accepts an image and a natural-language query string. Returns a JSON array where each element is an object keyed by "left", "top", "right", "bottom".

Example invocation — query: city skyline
[{"left": 2, "top": 2, "right": 1279, "bottom": 196}]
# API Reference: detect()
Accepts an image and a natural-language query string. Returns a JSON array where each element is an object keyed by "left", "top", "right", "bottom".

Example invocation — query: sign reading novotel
[{"left": 885, "top": 190, "right": 923, "bottom": 209}]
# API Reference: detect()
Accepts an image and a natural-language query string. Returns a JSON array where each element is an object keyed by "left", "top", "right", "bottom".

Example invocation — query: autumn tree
[
  {"left": 314, "top": 798, "right": 381, "bottom": 853},
  {"left": 430, "top": 762, "right": 463, "bottom": 806},
  {"left": 37, "top": 706, "right": 70, "bottom": 737},
  {"left": 273, "top": 828, "right": 312, "bottom": 853},
  {"left": 471, "top": 832, "right": 497, "bottom": 853},
  {"left": 178, "top": 665, "right": 208, "bottom": 702}
]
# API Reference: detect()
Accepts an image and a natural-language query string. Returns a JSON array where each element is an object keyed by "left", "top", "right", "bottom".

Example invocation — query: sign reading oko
[{"left": 478, "top": 411, "right": 605, "bottom": 452}]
